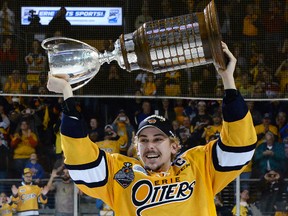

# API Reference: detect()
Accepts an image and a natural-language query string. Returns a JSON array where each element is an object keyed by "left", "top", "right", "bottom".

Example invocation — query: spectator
[
  {"left": 191, "top": 101, "right": 212, "bottom": 129},
  {"left": 47, "top": 168, "right": 76, "bottom": 216},
  {"left": 157, "top": 0, "right": 173, "bottom": 19},
  {"left": 254, "top": 113, "right": 278, "bottom": 145},
  {"left": 238, "top": 73, "right": 254, "bottom": 98},
  {"left": 155, "top": 76, "right": 165, "bottom": 95},
  {"left": 231, "top": 189, "right": 253, "bottom": 216},
  {"left": 178, "top": 125, "right": 200, "bottom": 154},
  {"left": 24, "top": 153, "right": 45, "bottom": 185},
  {"left": 199, "top": 68, "right": 217, "bottom": 96},
  {"left": 253, "top": 131, "right": 285, "bottom": 178},
  {"left": 24, "top": 39, "right": 47, "bottom": 93},
  {"left": 219, "top": 3, "right": 232, "bottom": 41},
  {"left": 141, "top": 73, "right": 156, "bottom": 96},
  {"left": 7, "top": 97, "right": 24, "bottom": 135},
  {"left": 215, "top": 84, "right": 224, "bottom": 98},
  {"left": 127, "top": 134, "right": 138, "bottom": 159},
  {"left": 251, "top": 81, "right": 265, "bottom": 98},
  {"left": 3, "top": 70, "right": 27, "bottom": 94},
  {"left": 0, "top": 1, "right": 15, "bottom": 35},
  {"left": 214, "top": 193, "right": 231, "bottom": 216},
  {"left": 242, "top": 4, "right": 260, "bottom": 40},
  {"left": 257, "top": 169, "right": 284, "bottom": 215},
  {"left": 96, "top": 124, "right": 127, "bottom": 154},
  {"left": 250, "top": 53, "right": 270, "bottom": 84},
  {"left": 106, "top": 62, "right": 126, "bottom": 96},
  {"left": 88, "top": 117, "right": 104, "bottom": 142},
  {"left": 188, "top": 81, "right": 202, "bottom": 97},
  {"left": 164, "top": 70, "right": 181, "bottom": 96},
  {"left": 134, "top": 100, "right": 153, "bottom": 127},
  {"left": 230, "top": 0, "right": 246, "bottom": 40},
  {"left": 180, "top": 116, "right": 193, "bottom": 137},
  {"left": 275, "top": 59, "right": 288, "bottom": 94},
  {"left": 283, "top": 137, "right": 288, "bottom": 178},
  {"left": 95, "top": 198, "right": 114, "bottom": 216},
  {"left": 53, "top": 111, "right": 63, "bottom": 159},
  {"left": 233, "top": 66, "right": 242, "bottom": 89},
  {"left": 134, "top": 1, "right": 153, "bottom": 30},
  {"left": 0, "top": 192, "right": 17, "bottom": 215},
  {"left": 157, "top": 99, "right": 176, "bottom": 122},
  {"left": 184, "top": 100, "right": 197, "bottom": 122},
  {"left": 281, "top": 38, "right": 288, "bottom": 58},
  {"left": 0, "top": 37, "right": 19, "bottom": 77},
  {"left": 173, "top": 99, "right": 186, "bottom": 125},
  {"left": 111, "top": 109, "right": 135, "bottom": 155},
  {"left": 11, "top": 168, "right": 48, "bottom": 215},
  {"left": 171, "top": 120, "right": 180, "bottom": 136},
  {"left": 201, "top": 112, "right": 222, "bottom": 143},
  {"left": 10, "top": 119, "right": 38, "bottom": 177},
  {"left": 0, "top": 119, "right": 9, "bottom": 192},
  {"left": 48, "top": 6, "right": 71, "bottom": 36},
  {"left": 186, "top": 0, "right": 195, "bottom": 14},
  {"left": 125, "top": 90, "right": 143, "bottom": 128},
  {"left": 233, "top": 44, "right": 248, "bottom": 70},
  {"left": 262, "top": 0, "right": 285, "bottom": 54},
  {"left": 20, "top": 107, "right": 42, "bottom": 139},
  {"left": 0, "top": 101, "right": 10, "bottom": 133},
  {"left": 275, "top": 111, "right": 288, "bottom": 141},
  {"left": 135, "top": 70, "right": 148, "bottom": 90},
  {"left": 262, "top": 70, "right": 280, "bottom": 99},
  {"left": 246, "top": 101, "right": 262, "bottom": 126}
]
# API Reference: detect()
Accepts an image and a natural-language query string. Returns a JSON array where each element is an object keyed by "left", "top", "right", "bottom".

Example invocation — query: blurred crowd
[
  {"left": 0, "top": 92, "right": 288, "bottom": 214},
  {"left": 0, "top": 0, "right": 287, "bottom": 99}
]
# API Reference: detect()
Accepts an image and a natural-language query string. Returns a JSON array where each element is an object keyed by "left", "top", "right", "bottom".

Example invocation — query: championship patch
[{"left": 114, "top": 162, "right": 134, "bottom": 188}]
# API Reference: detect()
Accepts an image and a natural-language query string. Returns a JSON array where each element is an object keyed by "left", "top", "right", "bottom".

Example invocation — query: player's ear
[{"left": 170, "top": 140, "right": 179, "bottom": 155}]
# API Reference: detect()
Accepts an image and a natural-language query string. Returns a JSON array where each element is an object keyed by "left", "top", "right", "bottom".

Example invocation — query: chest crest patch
[{"left": 114, "top": 162, "right": 134, "bottom": 188}]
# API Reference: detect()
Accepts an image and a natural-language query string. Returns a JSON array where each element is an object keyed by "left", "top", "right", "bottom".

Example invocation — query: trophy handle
[{"left": 41, "top": 37, "right": 98, "bottom": 52}]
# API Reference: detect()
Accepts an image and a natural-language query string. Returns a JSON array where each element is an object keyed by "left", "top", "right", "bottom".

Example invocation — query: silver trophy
[{"left": 42, "top": 0, "right": 226, "bottom": 91}]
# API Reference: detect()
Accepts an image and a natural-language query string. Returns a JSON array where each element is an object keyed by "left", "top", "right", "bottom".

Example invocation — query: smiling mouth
[{"left": 146, "top": 154, "right": 160, "bottom": 159}]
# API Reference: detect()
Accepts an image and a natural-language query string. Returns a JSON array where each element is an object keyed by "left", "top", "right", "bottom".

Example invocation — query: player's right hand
[{"left": 47, "top": 73, "right": 72, "bottom": 94}]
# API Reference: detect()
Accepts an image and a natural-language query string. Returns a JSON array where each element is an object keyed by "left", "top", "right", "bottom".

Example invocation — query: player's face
[{"left": 137, "top": 127, "right": 177, "bottom": 172}]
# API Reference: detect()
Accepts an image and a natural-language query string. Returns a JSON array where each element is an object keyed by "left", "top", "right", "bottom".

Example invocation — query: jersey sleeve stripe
[
  {"left": 212, "top": 141, "right": 255, "bottom": 171},
  {"left": 218, "top": 138, "right": 256, "bottom": 152},
  {"left": 65, "top": 150, "right": 106, "bottom": 170},
  {"left": 65, "top": 150, "right": 109, "bottom": 187}
]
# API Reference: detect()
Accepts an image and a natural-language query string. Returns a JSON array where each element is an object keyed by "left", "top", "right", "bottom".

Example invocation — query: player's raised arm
[
  {"left": 47, "top": 74, "right": 114, "bottom": 205},
  {"left": 206, "top": 42, "right": 257, "bottom": 193}
]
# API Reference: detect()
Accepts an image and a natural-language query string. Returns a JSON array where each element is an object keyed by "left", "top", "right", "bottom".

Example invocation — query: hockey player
[{"left": 47, "top": 42, "right": 257, "bottom": 216}]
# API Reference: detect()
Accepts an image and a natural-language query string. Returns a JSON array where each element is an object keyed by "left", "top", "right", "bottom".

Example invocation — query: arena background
[{"left": 1, "top": 0, "right": 288, "bottom": 215}]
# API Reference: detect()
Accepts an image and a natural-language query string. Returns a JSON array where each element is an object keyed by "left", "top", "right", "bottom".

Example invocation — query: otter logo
[{"left": 132, "top": 180, "right": 195, "bottom": 216}]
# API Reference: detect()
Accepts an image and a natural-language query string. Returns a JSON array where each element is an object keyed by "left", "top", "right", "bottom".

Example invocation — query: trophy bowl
[{"left": 41, "top": 37, "right": 101, "bottom": 91}]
